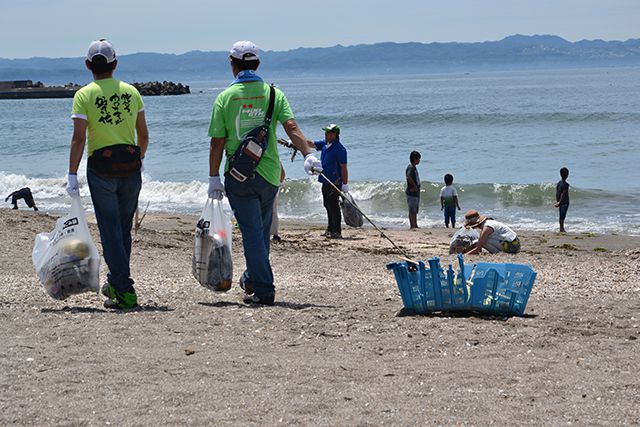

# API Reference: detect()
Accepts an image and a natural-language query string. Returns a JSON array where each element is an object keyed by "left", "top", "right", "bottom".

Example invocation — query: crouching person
[{"left": 463, "top": 210, "right": 521, "bottom": 255}]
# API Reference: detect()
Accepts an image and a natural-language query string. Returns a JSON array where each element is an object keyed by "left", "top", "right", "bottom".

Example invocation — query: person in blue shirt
[{"left": 307, "top": 124, "right": 349, "bottom": 239}]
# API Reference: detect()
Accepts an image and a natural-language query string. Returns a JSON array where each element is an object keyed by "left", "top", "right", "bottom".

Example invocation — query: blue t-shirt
[{"left": 314, "top": 139, "right": 347, "bottom": 185}]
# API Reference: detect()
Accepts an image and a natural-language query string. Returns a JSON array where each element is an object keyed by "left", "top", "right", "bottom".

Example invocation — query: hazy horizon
[
  {"left": 1, "top": 33, "right": 639, "bottom": 61},
  {"left": 2, "top": 0, "right": 639, "bottom": 59}
]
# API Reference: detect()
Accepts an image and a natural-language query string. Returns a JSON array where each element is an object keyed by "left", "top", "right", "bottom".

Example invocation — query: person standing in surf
[
  {"left": 405, "top": 151, "right": 421, "bottom": 229},
  {"left": 555, "top": 167, "right": 570, "bottom": 233},
  {"left": 66, "top": 39, "right": 149, "bottom": 309},
  {"left": 440, "top": 174, "right": 461, "bottom": 228}
]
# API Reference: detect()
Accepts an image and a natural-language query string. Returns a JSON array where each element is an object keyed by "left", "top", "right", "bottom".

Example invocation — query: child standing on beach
[
  {"left": 440, "top": 174, "right": 461, "bottom": 228},
  {"left": 555, "top": 167, "right": 570, "bottom": 233}
]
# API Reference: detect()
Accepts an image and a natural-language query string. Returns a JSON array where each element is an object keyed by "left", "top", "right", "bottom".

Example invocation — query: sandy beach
[{"left": 1, "top": 207, "right": 639, "bottom": 425}]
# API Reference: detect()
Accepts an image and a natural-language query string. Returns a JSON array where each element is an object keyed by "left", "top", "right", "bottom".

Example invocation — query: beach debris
[
  {"left": 184, "top": 348, "right": 195, "bottom": 356},
  {"left": 449, "top": 227, "right": 480, "bottom": 254},
  {"left": 553, "top": 243, "right": 578, "bottom": 251},
  {"left": 134, "top": 201, "right": 150, "bottom": 238},
  {"left": 32, "top": 197, "right": 101, "bottom": 300},
  {"left": 192, "top": 198, "right": 233, "bottom": 292}
]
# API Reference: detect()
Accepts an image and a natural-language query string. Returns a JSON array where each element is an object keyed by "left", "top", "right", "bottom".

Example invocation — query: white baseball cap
[
  {"left": 87, "top": 39, "right": 116, "bottom": 63},
  {"left": 229, "top": 40, "right": 260, "bottom": 61}
]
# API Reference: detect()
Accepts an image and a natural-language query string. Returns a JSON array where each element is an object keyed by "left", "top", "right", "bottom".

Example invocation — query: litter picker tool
[
  {"left": 276, "top": 138, "right": 415, "bottom": 262},
  {"left": 316, "top": 170, "right": 414, "bottom": 262}
]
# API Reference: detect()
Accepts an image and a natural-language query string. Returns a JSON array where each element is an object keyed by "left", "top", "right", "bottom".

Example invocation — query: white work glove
[
  {"left": 341, "top": 183, "right": 349, "bottom": 193},
  {"left": 208, "top": 176, "right": 225, "bottom": 200},
  {"left": 303, "top": 154, "right": 322, "bottom": 175},
  {"left": 66, "top": 173, "right": 80, "bottom": 198}
]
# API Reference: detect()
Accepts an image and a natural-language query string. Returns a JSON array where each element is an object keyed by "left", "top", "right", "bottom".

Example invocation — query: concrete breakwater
[
  {"left": 0, "top": 80, "right": 79, "bottom": 99},
  {"left": 0, "top": 80, "right": 190, "bottom": 99},
  {"left": 131, "top": 81, "right": 190, "bottom": 96}
]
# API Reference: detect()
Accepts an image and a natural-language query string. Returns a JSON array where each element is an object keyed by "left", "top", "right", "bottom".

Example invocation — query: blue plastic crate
[
  {"left": 387, "top": 255, "right": 536, "bottom": 316},
  {"left": 468, "top": 262, "right": 536, "bottom": 316},
  {"left": 387, "top": 255, "right": 474, "bottom": 314},
  {"left": 386, "top": 260, "right": 427, "bottom": 314}
]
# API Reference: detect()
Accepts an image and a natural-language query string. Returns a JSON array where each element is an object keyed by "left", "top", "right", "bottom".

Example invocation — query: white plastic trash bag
[
  {"left": 192, "top": 198, "right": 233, "bottom": 292},
  {"left": 32, "top": 197, "right": 101, "bottom": 300},
  {"left": 449, "top": 226, "right": 480, "bottom": 254}
]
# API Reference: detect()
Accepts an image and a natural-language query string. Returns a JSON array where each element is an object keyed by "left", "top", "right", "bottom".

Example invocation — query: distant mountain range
[{"left": 1, "top": 35, "right": 639, "bottom": 84}]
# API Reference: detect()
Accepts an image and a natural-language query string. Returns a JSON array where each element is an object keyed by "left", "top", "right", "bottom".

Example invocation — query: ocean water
[{"left": 1, "top": 67, "right": 639, "bottom": 235}]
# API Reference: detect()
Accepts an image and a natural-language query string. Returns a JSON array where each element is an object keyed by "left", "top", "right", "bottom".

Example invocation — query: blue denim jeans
[
  {"left": 87, "top": 168, "right": 141, "bottom": 293},
  {"left": 444, "top": 206, "right": 457, "bottom": 227},
  {"left": 225, "top": 173, "right": 278, "bottom": 299}
]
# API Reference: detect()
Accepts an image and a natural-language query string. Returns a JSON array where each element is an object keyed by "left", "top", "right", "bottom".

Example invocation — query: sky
[{"left": 2, "top": 0, "right": 639, "bottom": 59}]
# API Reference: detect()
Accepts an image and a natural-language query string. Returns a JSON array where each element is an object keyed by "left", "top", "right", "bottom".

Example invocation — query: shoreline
[
  {"left": 5, "top": 207, "right": 640, "bottom": 241},
  {"left": 1, "top": 207, "right": 639, "bottom": 424},
  {"left": 6, "top": 205, "right": 640, "bottom": 244}
]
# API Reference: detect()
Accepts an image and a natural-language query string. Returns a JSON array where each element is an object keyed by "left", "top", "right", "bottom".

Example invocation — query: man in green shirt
[
  {"left": 67, "top": 39, "right": 149, "bottom": 310},
  {"left": 208, "top": 40, "right": 321, "bottom": 305}
]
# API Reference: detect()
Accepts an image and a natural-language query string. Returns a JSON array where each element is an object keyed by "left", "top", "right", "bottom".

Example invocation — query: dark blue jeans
[
  {"left": 444, "top": 206, "right": 457, "bottom": 227},
  {"left": 225, "top": 173, "right": 278, "bottom": 299},
  {"left": 87, "top": 168, "right": 141, "bottom": 293}
]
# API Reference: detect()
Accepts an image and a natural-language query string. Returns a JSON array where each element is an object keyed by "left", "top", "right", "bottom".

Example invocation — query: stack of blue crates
[{"left": 386, "top": 254, "right": 536, "bottom": 317}]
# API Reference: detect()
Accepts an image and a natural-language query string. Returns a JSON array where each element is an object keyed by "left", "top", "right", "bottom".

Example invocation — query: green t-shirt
[
  {"left": 71, "top": 78, "right": 144, "bottom": 155},
  {"left": 208, "top": 81, "right": 294, "bottom": 186}
]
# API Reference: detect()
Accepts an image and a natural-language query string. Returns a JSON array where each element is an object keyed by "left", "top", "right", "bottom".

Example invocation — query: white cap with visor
[{"left": 87, "top": 39, "right": 116, "bottom": 63}]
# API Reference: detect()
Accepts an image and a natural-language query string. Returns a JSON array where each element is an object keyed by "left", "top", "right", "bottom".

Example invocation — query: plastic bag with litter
[
  {"left": 192, "top": 198, "right": 233, "bottom": 292},
  {"left": 449, "top": 226, "right": 480, "bottom": 254},
  {"left": 32, "top": 197, "right": 101, "bottom": 300}
]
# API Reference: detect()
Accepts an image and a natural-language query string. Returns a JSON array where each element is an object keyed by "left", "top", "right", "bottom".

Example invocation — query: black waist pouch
[{"left": 88, "top": 144, "right": 141, "bottom": 177}]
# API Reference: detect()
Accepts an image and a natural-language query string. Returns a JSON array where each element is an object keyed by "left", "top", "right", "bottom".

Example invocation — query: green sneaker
[
  {"left": 104, "top": 288, "right": 138, "bottom": 310},
  {"left": 101, "top": 282, "right": 116, "bottom": 299}
]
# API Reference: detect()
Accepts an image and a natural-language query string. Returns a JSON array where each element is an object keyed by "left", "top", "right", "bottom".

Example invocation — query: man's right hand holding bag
[
  {"left": 208, "top": 175, "right": 225, "bottom": 200},
  {"left": 66, "top": 172, "right": 80, "bottom": 198}
]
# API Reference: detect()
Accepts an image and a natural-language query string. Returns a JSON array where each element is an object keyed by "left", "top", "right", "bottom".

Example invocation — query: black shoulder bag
[{"left": 228, "top": 84, "right": 276, "bottom": 183}]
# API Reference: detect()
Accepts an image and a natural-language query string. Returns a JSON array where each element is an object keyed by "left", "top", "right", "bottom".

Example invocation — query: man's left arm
[
  {"left": 136, "top": 111, "right": 149, "bottom": 158},
  {"left": 209, "top": 137, "right": 225, "bottom": 176},
  {"left": 283, "top": 119, "right": 311, "bottom": 157}
]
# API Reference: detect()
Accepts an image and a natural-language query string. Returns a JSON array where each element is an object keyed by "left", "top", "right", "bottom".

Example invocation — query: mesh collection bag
[{"left": 340, "top": 192, "right": 363, "bottom": 228}]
